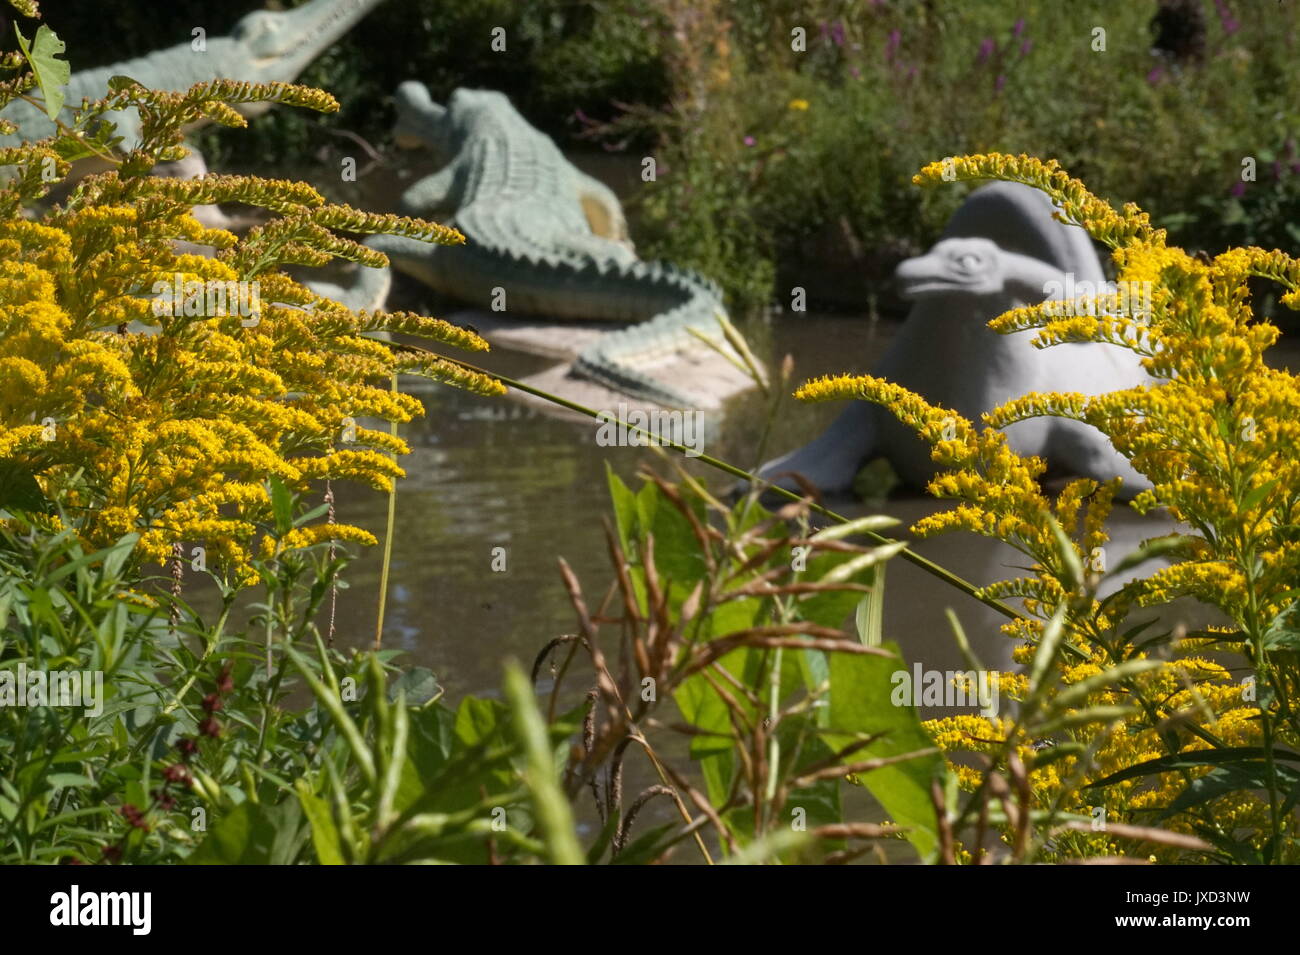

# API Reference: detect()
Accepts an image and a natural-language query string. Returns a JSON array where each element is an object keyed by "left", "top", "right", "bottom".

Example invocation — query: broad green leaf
[
  {"left": 185, "top": 798, "right": 307, "bottom": 865},
  {"left": 605, "top": 463, "right": 639, "bottom": 553},
  {"left": 14, "top": 25, "right": 70, "bottom": 121},
  {"left": 826, "top": 642, "right": 948, "bottom": 862},
  {"left": 295, "top": 779, "right": 345, "bottom": 865}
]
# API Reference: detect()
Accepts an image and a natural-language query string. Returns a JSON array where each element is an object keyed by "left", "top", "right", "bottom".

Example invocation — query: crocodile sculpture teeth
[
  {"left": 343, "top": 82, "right": 740, "bottom": 410},
  {"left": 0, "top": 0, "right": 385, "bottom": 153}
]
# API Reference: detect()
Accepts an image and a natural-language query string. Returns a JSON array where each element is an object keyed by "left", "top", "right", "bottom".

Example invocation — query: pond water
[
  {"left": 290, "top": 151, "right": 1298, "bottom": 705},
  {"left": 321, "top": 305, "right": 1266, "bottom": 702}
]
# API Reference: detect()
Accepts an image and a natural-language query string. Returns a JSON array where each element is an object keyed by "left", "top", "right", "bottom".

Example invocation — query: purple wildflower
[
  {"left": 1230, "top": 181, "right": 1247, "bottom": 198},
  {"left": 831, "top": 20, "right": 846, "bottom": 47},
  {"left": 849, "top": 65, "right": 862, "bottom": 79},
  {"left": 1013, "top": 18, "right": 1026, "bottom": 38},
  {"left": 886, "top": 29, "right": 901, "bottom": 62},
  {"left": 1273, "top": 160, "right": 1284, "bottom": 181},
  {"left": 995, "top": 73, "right": 1006, "bottom": 93},
  {"left": 1147, "top": 65, "right": 1165, "bottom": 85},
  {"left": 743, "top": 136, "right": 756, "bottom": 147},
  {"left": 978, "top": 37, "right": 995, "bottom": 63},
  {"left": 1214, "top": 0, "right": 1240, "bottom": 36},
  {"left": 1020, "top": 38, "right": 1033, "bottom": 56}
]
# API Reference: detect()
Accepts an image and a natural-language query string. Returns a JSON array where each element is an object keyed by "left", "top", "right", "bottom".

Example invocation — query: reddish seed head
[
  {"left": 198, "top": 716, "right": 222, "bottom": 738},
  {"left": 163, "top": 763, "right": 190, "bottom": 784},
  {"left": 201, "top": 692, "right": 224, "bottom": 713}
]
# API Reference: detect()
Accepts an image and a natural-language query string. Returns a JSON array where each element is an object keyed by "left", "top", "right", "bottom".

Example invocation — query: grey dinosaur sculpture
[
  {"left": 0, "top": 0, "right": 384, "bottom": 153},
  {"left": 757, "top": 182, "right": 1152, "bottom": 498},
  {"left": 328, "top": 82, "right": 740, "bottom": 409}
]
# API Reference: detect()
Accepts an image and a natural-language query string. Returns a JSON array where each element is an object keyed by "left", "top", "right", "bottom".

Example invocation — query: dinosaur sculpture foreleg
[
  {"left": 752, "top": 400, "right": 880, "bottom": 496},
  {"left": 396, "top": 165, "right": 459, "bottom": 221}
]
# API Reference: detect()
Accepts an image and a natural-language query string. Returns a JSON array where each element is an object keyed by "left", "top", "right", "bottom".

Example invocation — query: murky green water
[
  {"left": 322, "top": 307, "right": 1250, "bottom": 700},
  {"left": 224, "top": 153, "right": 1297, "bottom": 708},
  {"left": 326, "top": 310, "right": 894, "bottom": 699}
]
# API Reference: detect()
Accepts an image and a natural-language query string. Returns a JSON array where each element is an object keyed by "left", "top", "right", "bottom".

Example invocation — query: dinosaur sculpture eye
[{"left": 956, "top": 253, "right": 981, "bottom": 271}]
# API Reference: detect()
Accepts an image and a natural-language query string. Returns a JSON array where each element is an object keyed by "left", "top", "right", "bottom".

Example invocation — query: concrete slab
[{"left": 444, "top": 308, "right": 761, "bottom": 416}]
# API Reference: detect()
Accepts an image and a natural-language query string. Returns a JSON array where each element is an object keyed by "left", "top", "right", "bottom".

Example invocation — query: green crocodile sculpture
[
  {"left": 350, "top": 81, "right": 742, "bottom": 409},
  {"left": 0, "top": 0, "right": 384, "bottom": 153}
]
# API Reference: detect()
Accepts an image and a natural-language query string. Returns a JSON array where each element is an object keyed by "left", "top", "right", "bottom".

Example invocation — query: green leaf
[
  {"left": 809, "top": 514, "right": 901, "bottom": 543},
  {"left": 1240, "top": 477, "right": 1280, "bottom": 515},
  {"left": 295, "top": 779, "right": 345, "bottom": 865},
  {"left": 1028, "top": 604, "right": 1067, "bottom": 697},
  {"left": 268, "top": 475, "right": 294, "bottom": 535},
  {"left": 390, "top": 666, "right": 442, "bottom": 706},
  {"left": 605, "top": 463, "right": 639, "bottom": 554},
  {"left": 0, "top": 459, "right": 51, "bottom": 514},
  {"left": 186, "top": 798, "right": 307, "bottom": 865},
  {"left": 1108, "top": 534, "right": 1189, "bottom": 577},
  {"left": 826, "top": 642, "right": 948, "bottom": 862},
  {"left": 14, "top": 25, "right": 70, "bottom": 121},
  {"left": 1049, "top": 659, "right": 1164, "bottom": 711},
  {"left": 1088, "top": 747, "right": 1300, "bottom": 788},
  {"left": 1157, "top": 762, "right": 1300, "bottom": 820},
  {"left": 1046, "top": 516, "right": 1082, "bottom": 591},
  {"left": 502, "top": 661, "right": 584, "bottom": 865},
  {"left": 854, "top": 565, "right": 885, "bottom": 648}
]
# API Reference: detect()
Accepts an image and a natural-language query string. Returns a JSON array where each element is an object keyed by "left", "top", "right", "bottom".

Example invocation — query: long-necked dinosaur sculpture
[
  {"left": 758, "top": 182, "right": 1153, "bottom": 498},
  {"left": 0, "top": 0, "right": 384, "bottom": 153},
  {"left": 327, "top": 82, "right": 741, "bottom": 409}
]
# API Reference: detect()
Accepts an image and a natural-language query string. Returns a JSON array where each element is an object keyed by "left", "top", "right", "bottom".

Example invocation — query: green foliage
[
  {"left": 0, "top": 509, "right": 568, "bottom": 865},
  {"left": 535, "top": 465, "right": 949, "bottom": 863},
  {"left": 13, "top": 24, "right": 68, "bottom": 120},
  {"left": 624, "top": 1, "right": 1300, "bottom": 311}
]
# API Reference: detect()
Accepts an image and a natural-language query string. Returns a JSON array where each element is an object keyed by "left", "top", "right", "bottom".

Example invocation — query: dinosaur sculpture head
[
  {"left": 229, "top": 0, "right": 384, "bottom": 86},
  {"left": 895, "top": 237, "right": 1064, "bottom": 306},
  {"left": 393, "top": 83, "right": 532, "bottom": 162}
]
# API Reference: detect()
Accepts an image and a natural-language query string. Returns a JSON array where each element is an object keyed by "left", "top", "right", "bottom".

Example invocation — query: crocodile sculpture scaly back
[{"left": 359, "top": 83, "right": 737, "bottom": 409}]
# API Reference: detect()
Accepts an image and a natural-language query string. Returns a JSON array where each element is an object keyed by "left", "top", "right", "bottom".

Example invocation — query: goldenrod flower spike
[
  {"left": 797, "top": 154, "right": 1300, "bottom": 858},
  {"left": 0, "top": 71, "right": 505, "bottom": 581}
]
